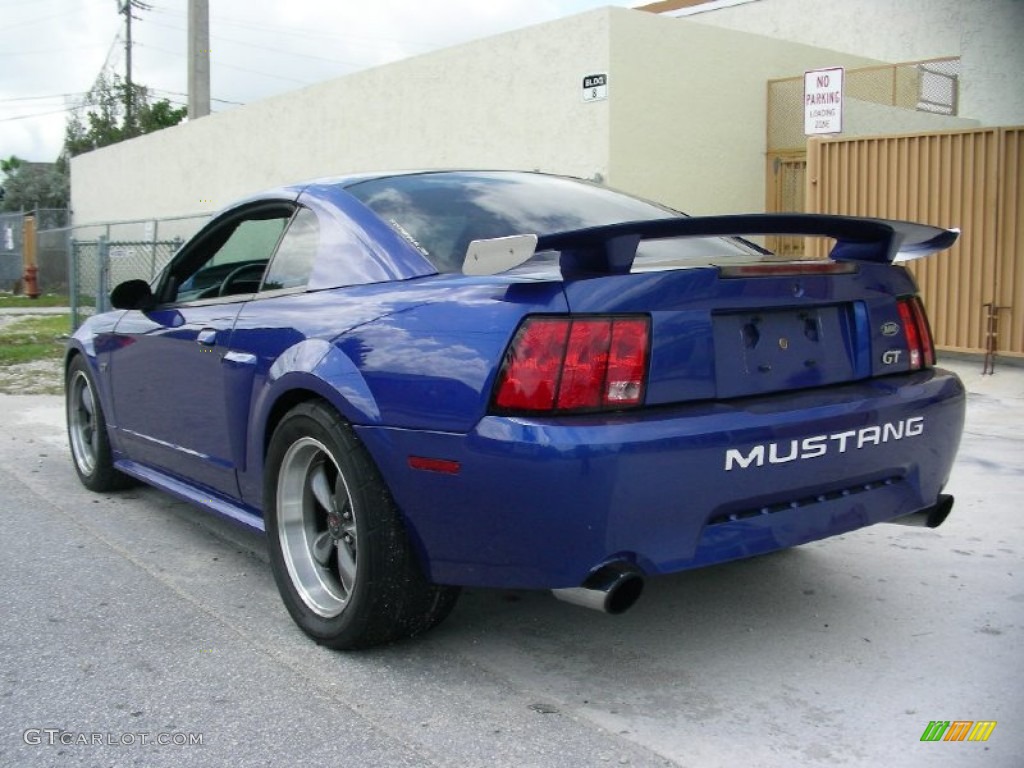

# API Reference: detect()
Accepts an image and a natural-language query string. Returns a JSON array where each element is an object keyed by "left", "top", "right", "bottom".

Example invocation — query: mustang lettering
[{"left": 725, "top": 417, "right": 925, "bottom": 471}]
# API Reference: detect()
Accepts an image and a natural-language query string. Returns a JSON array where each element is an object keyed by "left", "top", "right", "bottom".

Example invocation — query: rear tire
[
  {"left": 65, "top": 355, "right": 133, "bottom": 492},
  {"left": 264, "top": 401, "right": 459, "bottom": 649}
]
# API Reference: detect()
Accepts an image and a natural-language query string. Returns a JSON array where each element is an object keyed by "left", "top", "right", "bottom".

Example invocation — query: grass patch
[
  {"left": 0, "top": 293, "right": 70, "bottom": 308},
  {"left": 0, "top": 315, "right": 70, "bottom": 366}
]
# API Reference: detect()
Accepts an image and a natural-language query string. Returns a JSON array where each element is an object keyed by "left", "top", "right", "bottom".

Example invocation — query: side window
[
  {"left": 261, "top": 207, "right": 319, "bottom": 292},
  {"left": 167, "top": 211, "right": 290, "bottom": 303}
]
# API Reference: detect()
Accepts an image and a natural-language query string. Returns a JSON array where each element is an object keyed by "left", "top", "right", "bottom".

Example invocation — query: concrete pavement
[{"left": 0, "top": 358, "right": 1021, "bottom": 767}]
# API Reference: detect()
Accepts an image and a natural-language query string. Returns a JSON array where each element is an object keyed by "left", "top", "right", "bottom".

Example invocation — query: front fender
[
  {"left": 65, "top": 312, "right": 127, "bottom": 452},
  {"left": 66, "top": 311, "right": 125, "bottom": 363}
]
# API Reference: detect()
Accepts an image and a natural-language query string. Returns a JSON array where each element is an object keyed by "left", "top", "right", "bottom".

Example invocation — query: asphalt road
[{"left": 1, "top": 360, "right": 1021, "bottom": 768}]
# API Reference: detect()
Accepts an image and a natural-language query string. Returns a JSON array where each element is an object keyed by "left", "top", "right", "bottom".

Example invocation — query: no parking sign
[{"left": 804, "top": 67, "right": 844, "bottom": 135}]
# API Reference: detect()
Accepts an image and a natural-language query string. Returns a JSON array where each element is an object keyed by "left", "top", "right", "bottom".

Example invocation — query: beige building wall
[
  {"left": 606, "top": 9, "right": 881, "bottom": 214},
  {"left": 72, "top": 11, "right": 614, "bottom": 224},
  {"left": 664, "top": 0, "right": 1024, "bottom": 126},
  {"left": 72, "top": 5, "right": 1003, "bottom": 228},
  {"left": 841, "top": 100, "right": 979, "bottom": 138}
]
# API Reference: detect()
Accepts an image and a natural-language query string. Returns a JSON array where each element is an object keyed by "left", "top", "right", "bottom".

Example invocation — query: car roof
[{"left": 290, "top": 169, "right": 569, "bottom": 194}]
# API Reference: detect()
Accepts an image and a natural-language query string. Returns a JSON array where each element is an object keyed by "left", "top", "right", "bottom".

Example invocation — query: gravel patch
[
  {"left": 0, "top": 311, "right": 69, "bottom": 395},
  {"left": 0, "top": 357, "right": 64, "bottom": 395}
]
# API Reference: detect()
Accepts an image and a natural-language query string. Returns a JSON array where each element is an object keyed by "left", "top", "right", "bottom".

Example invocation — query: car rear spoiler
[{"left": 462, "top": 213, "right": 959, "bottom": 277}]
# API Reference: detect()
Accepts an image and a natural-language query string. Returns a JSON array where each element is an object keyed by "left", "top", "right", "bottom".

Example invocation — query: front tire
[
  {"left": 65, "top": 355, "right": 133, "bottom": 492},
  {"left": 264, "top": 401, "right": 459, "bottom": 649}
]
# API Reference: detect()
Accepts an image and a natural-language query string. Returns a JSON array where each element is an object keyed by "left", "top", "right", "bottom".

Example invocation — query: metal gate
[
  {"left": 765, "top": 151, "right": 810, "bottom": 258},
  {"left": 802, "top": 126, "right": 1023, "bottom": 358},
  {"left": 0, "top": 212, "right": 25, "bottom": 284}
]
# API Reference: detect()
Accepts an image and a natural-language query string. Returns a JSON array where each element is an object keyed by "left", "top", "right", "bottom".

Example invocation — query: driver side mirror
[{"left": 110, "top": 279, "right": 156, "bottom": 311}]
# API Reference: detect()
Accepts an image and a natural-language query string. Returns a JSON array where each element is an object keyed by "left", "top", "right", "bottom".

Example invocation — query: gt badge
[{"left": 882, "top": 350, "right": 902, "bottom": 365}]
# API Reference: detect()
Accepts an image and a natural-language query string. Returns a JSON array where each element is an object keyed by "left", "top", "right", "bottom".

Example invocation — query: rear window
[{"left": 345, "top": 171, "right": 762, "bottom": 273}]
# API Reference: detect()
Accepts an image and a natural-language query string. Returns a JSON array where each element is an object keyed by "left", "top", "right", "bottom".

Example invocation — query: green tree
[
  {"left": 0, "top": 73, "right": 187, "bottom": 211},
  {"left": 63, "top": 73, "right": 187, "bottom": 158},
  {"left": 0, "top": 156, "right": 70, "bottom": 212}
]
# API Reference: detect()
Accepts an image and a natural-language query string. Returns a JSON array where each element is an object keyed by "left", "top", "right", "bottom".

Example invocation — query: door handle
[{"left": 197, "top": 329, "right": 217, "bottom": 347}]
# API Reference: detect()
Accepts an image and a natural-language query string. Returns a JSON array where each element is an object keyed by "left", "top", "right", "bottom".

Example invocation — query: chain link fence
[
  {"left": 69, "top": 237, "right": 185, "bottom": 329},
  {"left": 35, "top": 209, "right": 71, "bottom": 293},
  {"left": 0, "top": 211, "right": 26, "bottom": 284},
  {"left": 65, "top": 213, "right": 210, "bottom": 329},
  {"left": 768, "top": 57, "right": 961, "bottom": 151},
  {"left": 1, "top": 210, "right": 211, "bottom": 327},
  {"left": 1, "top": 209, "right": 71, "bottom": 290}
]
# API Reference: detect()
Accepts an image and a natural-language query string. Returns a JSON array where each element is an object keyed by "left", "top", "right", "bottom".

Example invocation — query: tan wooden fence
[{"left": 803, "top": 127, "right": 1023, "bottom": 358}]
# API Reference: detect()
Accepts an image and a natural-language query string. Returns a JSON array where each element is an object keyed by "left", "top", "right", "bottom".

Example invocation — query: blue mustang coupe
[{"left": 66, "top": 171, "right": 965, "bottom": 648}]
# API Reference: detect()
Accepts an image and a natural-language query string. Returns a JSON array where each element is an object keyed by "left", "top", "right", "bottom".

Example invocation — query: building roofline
[
  {"left": 635, "top": 0, "right": 706, "bottom": 12},
  {"left": 635, "top": 0, "right": 760, "bottom": 15}
]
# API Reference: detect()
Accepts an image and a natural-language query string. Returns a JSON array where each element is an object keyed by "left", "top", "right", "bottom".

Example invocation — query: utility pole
[
  {"left": 119, "top": 1, "right": 151, "bottom": 132},
  {"left": 121, "top": 1, "right": 134, "bottom": 128},
  {"left": 188, "top": 0, "right": 211, "bottom": 119}
]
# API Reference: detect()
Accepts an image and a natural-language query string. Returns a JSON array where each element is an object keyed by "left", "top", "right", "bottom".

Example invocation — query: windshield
[{"left": 345, "top": 171, "right": 764, "bottom": 273}]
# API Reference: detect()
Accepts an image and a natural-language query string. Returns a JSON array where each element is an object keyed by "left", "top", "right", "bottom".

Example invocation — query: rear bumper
[{"left": 356, "top": 368, "right": 965, "bottom": 589}]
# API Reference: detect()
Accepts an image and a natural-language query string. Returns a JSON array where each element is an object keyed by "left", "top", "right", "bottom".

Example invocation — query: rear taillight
[
  {"left": 492, "top": 316, "right": 650, "bottom": 414},
  {"left": 896, "top": 296, "right": 936, "bottom": 369}
]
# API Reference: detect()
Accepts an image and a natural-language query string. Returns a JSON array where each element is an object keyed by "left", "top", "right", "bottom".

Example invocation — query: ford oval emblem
[{"left": 881, "top": 322, "right": 900, "bottom": 337}]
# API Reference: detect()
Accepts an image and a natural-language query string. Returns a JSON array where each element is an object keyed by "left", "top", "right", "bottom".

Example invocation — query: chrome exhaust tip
[
  {"left": 889, "top": 494, "right": 954, "bottom": 528},
  {"left": 552, "top": 562, "right": 645, "bottom": 614}
]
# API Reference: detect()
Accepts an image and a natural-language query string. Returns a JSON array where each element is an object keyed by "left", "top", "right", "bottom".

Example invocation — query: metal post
[
  {"left": 97, "top": 235, "right": 110, "bottom": 315},
  {"left": 63, "top": 226, "right": 72, "bottom": 301},
  {"left": 69, "top": 240, "right": 79, "bottom": 332},
  {"left": 150, "top": 219, "right": 158, "bottom": 279}
]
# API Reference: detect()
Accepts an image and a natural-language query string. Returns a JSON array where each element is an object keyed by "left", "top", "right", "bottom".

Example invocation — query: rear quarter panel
[{"left": 233, "top": 276, "right": 567, "bottom": 507}]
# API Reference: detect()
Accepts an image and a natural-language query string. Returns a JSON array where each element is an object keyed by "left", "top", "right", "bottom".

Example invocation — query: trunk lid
[
  {"left": 560, "top": 262, "right": 909, "bottom": 404},
  {"left": 494, "top": 213, "right": 957, "bottom": 405}
]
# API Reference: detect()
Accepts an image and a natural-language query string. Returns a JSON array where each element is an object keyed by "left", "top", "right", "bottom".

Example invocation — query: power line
[
  {"left": 0, "top": 0, "right": 106, "bottom": 32},
  {"left": 138, "top": 41, "right": 315, "bottom": 85},
  {"left": 142, "top": 18, "right": 370, "bottom": 69},
  {"left": 146, "top": 1, "right": 440, "bottom": 50},
  {"left": 1, "top": 9, "right": 82, "bottom": 32},
  {"left": 96, "top": 30, "right": 125, "bottom": 82},
  {"left": 0, "top": 94, "right": 89, "bottom": 104},
  {"left": 150, "top": 88, "right": 244, "bottom": 107},
  {"left": 0, "top": 106, "right": 77, "bottom": 123},
  {"left": 0, "top": 0, "right": 72, "bottom": 8},
  {"left": 0, "top": 45, "right": 108, "bottom": 58},
  {"left": 62, "top": 31, "right": 122, "bottom": 118}
]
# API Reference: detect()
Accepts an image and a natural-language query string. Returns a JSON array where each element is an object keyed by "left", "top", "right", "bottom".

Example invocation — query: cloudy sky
[{"left": 1, "top": 0, "right": 642, "bottom": 163}]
